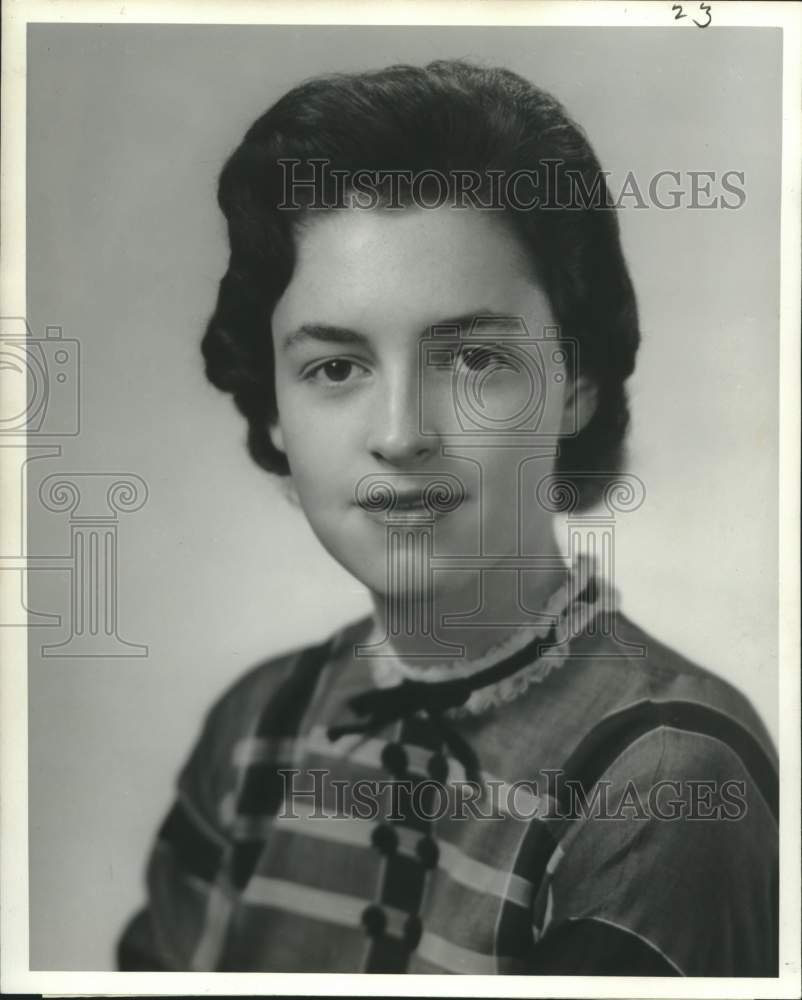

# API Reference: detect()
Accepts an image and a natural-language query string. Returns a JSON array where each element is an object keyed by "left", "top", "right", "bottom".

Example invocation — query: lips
[
  {"left": 355, "top": 486, "right": 468, "bottom": 519},
  {"left": 354, "top": 474, "right": 468, "bottom": 518},
  {"left": 354, "top": 487, "right": 426, "bottom": 514}
]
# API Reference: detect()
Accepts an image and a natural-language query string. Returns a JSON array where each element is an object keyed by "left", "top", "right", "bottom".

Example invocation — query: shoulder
[
  {"left": 199, "top": 613, "right": 372, "bottom": 744},
  {"left": 570, "top": 610, "right": 777, "bottom": 767},
  {"left": 175, "top": 614, "right": 372, "bottom": 820},
  {"left": 545, "top": 610, "right": 779, "bottom": 859}
]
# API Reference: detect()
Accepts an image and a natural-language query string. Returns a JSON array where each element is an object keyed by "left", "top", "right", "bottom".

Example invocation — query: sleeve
[
  {"left": 529, "top": 726, "right": 778, "bottom": 977},
  {"left": 529, "top": 918, "right": 678, "bottom": 975},
  {"left": 116, "top": 702, "right": 239, "bottom": 971},
  {"left": 116, "top": 652, "right": 297, "bottom": 971}
]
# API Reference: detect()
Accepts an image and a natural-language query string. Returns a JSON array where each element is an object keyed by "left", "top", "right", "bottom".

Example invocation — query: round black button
[
  {"left": 371, "top": 823, "right": 398, "bottom": 856},
  {"left": 361, "top": 904, "right": 386, "bottom": 938},
  {"left": 403, "top": 914, "right": 423, "bottom": 950},
  {"left": 416, "top": 836, "right": 440, "bottom": 869},
  {"left": 381, "top": 741, "right": 408, "bottom": 776},
  {"left": 427, "top": 752, "right": 449, "bottom": 783}
]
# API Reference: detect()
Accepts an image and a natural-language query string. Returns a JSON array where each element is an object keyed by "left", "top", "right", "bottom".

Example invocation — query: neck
[{"left": 368, "top": 547, "right": 570, "bottom": 670}]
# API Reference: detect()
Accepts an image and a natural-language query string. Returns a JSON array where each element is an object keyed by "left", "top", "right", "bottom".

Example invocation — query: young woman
[{"left": 118, "top": 60, "right": 778, "bottom": 976}]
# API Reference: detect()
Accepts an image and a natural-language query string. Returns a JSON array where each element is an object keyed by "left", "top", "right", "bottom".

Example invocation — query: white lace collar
[{"left": 367, "top": 555, "right": 610, "bottom": 716}]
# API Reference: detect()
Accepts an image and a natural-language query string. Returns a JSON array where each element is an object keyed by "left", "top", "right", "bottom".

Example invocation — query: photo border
[{"left": 1, "top": 1, "right": 799, "bottom": 996}]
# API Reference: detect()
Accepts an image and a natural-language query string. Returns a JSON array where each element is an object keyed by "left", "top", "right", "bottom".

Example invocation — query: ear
[
  {"left": 268, "top": 420, "right": 286, "bottom": 454},
  {"left": 561, "top": 375, "right": 598, "bottom": 435}
]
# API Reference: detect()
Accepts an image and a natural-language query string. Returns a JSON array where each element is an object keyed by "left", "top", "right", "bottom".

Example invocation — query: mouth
[{"left": 355, "top": 482, "right": 468, "bottom": 518}]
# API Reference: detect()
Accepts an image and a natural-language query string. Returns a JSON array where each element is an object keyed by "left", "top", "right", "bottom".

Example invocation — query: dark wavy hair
[{"left": 201, "top": 59, "right": 640, "bottom": 509}]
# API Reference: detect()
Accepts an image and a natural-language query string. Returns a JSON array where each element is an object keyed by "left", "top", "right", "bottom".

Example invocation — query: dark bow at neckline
[{"left": 327, "top": 577, "right": 598, "bottom": 781}]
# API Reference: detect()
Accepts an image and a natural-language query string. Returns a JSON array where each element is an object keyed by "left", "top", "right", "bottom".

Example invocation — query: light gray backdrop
[{"left": 25, "top": 24, "right": 781, "bottom": 969}]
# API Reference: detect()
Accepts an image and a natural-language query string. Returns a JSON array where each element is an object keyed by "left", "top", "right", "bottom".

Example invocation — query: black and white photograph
[{"left": 1, "top": 0, "right": 800, "bottom": 995}]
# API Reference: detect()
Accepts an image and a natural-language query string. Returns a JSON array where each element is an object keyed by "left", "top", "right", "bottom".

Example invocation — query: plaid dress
[{"left": 118, "top": 612, "right": 778, "bottom": 975}]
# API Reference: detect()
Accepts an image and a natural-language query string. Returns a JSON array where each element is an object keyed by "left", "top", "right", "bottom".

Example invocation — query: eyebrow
[
  {"left": 281, "top": 324, "right": 367, "bottom": 351},
  {"left": 280, "top": 308, "right": 510, "bottom": 351}
]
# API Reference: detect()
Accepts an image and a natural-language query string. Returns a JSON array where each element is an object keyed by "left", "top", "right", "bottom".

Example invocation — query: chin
[
  {"left": 312, "top": 516, "right": 478, "bottom": 605},
  {"left": 361, "top": 563, "right": 481, "bottom": 614},
  {"left": 346, "top": 561, "right": 432, "bottom": 602}
]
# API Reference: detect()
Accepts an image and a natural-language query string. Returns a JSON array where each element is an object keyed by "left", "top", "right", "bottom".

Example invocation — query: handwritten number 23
[{"left": 672, "top": 2, "right": 712, "bottom": 28}]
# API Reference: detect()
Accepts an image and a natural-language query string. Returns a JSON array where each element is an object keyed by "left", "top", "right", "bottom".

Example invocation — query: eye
[{"left": 303, "top": 358, "right": 368, "bottom": 386}]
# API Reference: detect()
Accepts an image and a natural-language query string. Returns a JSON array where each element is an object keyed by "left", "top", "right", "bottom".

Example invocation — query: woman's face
[{"left": 270, "top": 205, "right": 579, "bottom": 600}]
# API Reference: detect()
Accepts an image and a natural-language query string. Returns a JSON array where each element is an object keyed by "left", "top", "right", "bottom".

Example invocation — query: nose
[{"left": 366, "top": 369, "right": 434, "bottom": 466}]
